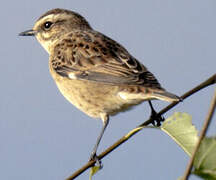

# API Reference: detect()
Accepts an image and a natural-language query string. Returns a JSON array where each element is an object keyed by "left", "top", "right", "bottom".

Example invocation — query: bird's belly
[{"left": 53, "top": 77, "right": 142, "bottom": 118}]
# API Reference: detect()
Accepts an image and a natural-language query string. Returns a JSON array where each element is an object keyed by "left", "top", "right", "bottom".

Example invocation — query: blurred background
[{"left": 0, "top": 0, "right": 215, "bottom": 179}]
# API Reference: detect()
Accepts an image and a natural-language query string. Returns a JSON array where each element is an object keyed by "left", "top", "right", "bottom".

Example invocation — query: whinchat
[{"left": 19, "top": 8, "right": 180, "bottom": 164}]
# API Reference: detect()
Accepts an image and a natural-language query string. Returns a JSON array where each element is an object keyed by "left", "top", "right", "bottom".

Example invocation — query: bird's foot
[
  {"left": 89, "top": 153, "right": 103, "bottom": 169},
  {"left": 150, "top": 109, "right": 165, "bottom": 127}
]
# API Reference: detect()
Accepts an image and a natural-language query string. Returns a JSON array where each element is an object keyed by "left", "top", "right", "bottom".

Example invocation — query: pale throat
[{"left": 36, "top": 35, "right": 58, "bottom": 54}]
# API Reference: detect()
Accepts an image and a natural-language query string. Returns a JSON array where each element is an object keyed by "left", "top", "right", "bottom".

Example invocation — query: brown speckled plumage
[
  {"left": 51, "top": 30, "right": 163, "bottom": 89},
  {"left": 20, "top": 8, "right": 180, "bottom": 161}
]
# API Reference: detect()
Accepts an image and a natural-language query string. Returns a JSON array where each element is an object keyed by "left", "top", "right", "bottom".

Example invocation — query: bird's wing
[{"left": 50, "top": 30, "right": 163, "bottom": 89}]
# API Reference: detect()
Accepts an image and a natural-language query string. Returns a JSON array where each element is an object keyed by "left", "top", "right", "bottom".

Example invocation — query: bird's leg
[
  {"left": 148, "top": 100, "right": 165, "bottom": 126},
  {"left": 89, "top": 114, "right": 109, "bottom": 168}
]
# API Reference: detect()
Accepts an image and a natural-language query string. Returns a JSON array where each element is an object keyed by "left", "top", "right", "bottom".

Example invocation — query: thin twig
[
  {"left": 182, "top": 89, "right": 216, "bottom": 180},
  {"left": 66, "top": 74, "right": 216, "bottom": 180}
]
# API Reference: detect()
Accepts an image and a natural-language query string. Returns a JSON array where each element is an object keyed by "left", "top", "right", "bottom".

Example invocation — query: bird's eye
[{"left": 43, "top": 21, "right": 53, "bottom": 29}]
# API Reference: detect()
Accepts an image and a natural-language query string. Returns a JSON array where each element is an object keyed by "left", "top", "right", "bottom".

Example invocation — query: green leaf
[
  {"left": 161, "top": 112, "right": 216, "bottom": 179},
  {"left": 161, "top": 112, "right": 198, "bottom": 156},
  {"left": 89, "top": 165, "right": 100, "bottom": 180},
  {"left": 193, "top": 137, "right": 216, "bottom": 180}
]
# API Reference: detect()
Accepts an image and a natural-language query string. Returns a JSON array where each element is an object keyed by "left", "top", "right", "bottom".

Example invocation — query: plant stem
[{"left": 182, "top": 88, "right": 216, "bottom": 180}]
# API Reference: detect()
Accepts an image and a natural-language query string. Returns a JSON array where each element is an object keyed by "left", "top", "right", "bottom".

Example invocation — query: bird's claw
[{"left": 150, "top": 109, "right": 165, "bottom": 126}]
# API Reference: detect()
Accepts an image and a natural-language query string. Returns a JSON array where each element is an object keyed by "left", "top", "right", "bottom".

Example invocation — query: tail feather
[
  {"left": 118, "top": 87, "right": 181, "bottom": 102},
  {"left": 151, "top": 90, "right": 181, "bottom": 102}
]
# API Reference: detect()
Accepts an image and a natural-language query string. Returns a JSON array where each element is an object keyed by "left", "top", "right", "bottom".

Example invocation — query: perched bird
[{"left": 19, "top": 8, "right": 180, "bottom": 164}]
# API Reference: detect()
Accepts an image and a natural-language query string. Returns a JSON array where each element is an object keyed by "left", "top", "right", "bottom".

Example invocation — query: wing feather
[{"left": 50, "top": 30, "right": 163, "bottom": 89}]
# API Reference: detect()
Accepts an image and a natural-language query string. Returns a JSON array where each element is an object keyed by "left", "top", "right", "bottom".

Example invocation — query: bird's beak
[{"left": 19, "top": 29, "right": 36, "bottom": 36}]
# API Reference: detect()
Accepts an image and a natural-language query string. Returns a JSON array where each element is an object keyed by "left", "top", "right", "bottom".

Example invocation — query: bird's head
[{"left": 19, "top": 8, "right": 92, "bottom": 53}]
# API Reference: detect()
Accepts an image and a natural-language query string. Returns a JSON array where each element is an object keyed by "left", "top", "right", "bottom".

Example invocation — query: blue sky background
[{"left": 0, "top": 0, "right": 215, "bottom": 179}]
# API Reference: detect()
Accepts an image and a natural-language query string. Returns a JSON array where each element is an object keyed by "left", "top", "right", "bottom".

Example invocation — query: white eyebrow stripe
[{"left": 34, "top": 14, "right": 55, "bottom": 28}]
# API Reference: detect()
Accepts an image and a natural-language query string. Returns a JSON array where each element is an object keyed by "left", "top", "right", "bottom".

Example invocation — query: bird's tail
[
  {"left": 118, "top": 87, "right": 181, "bottom": 102},
  {"left": 150, "top": 89, "right": 181, "bottom": 102}
]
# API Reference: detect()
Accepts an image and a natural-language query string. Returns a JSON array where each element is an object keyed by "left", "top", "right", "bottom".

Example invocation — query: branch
[
  {"left": 182, "top": 88, "right": 216, "bottom": 180},
  {"left": 66, "top": 74, "right": 216, "bottom": 180}
]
